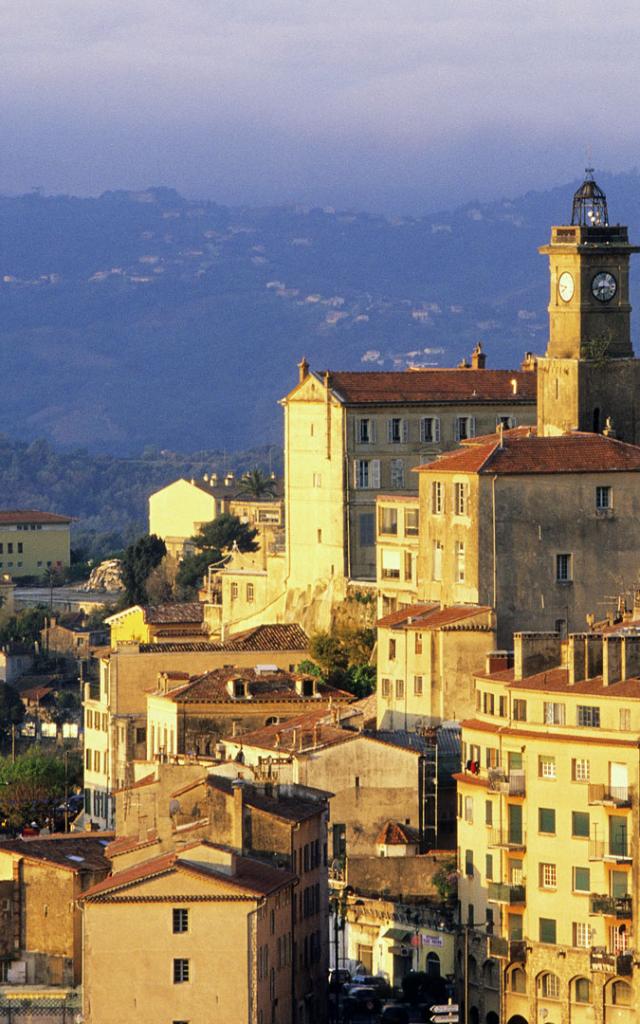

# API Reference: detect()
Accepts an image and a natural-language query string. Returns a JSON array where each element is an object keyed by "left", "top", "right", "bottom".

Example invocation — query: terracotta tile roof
[
  {"left": 233, "top": 709, "right": 358, "bottom": 754},
  {"left": 461, "top": 717, "right": 640, "bottom": 748},
  {"left": 0, "top": 509, "right": 72, "bottom": 525},
  {"left": 417, "top": 431, "right": 640, "bottom": 476},
  {"left": 166, "top": 667, "right": 352, "bottom": 705},
  {"left": 112, "top": 772, "right": 156, "bottom": 795},
  {"left": 207, "top": 777, "right": 330, "bottom": 822},
  {"left": 138, "top": 623, "right": 309, "bottom": 655},
  {"left": 320, "top": 369, "right": 536, "bottom": 406},
  {"left": 0, "top": 833, "right": 113, "bottom": 872},
  {"left": 376, "top": 603, "right": 492, "bottom": 630},
  {"left": 375, "top": 820, "right": 419, "bottom": 845},
  {"left": 143, "top": 603, "right": 204, "bottom": 625}
]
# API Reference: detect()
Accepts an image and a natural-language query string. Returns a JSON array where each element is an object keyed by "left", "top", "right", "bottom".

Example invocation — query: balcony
[
  {"left": 589, "top": 894, "right": 632, "bottom": 918},
  {"left": 509, "top": 940, "right": 527, "bottom": 964},
  {"left": 487, "top": 769, "right": 526, "bottom": 797},
  {"left": 488, "top": 828, "right": 526, "bottom": 851},
  {"left": 588, "top": 784, "right": 632, "bottom": 808},
  {"left": 590, "top": 949, "right": 634, "bottom": 975},
  {"left": 589, "top": 839, "right": 632, "bottom": 862},
  {"left": 488, "top": 882, "right": 526, "bottom": 905}
]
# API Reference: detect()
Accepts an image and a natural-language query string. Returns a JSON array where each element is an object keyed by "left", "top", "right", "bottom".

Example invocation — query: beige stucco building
[
  {"left": 0, "top": 510, "right": 70, "bottom": 578},
  {"left": 376, "top": 494, "right": 420, "bottom": 615},
  {"left": 456, "top": 629, "right": 640, "bottom": 1024}
]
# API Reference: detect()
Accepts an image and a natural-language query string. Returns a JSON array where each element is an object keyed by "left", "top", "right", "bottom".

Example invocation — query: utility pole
[{"left": 63, "top": 751, "right": 69, "bottom": 833}]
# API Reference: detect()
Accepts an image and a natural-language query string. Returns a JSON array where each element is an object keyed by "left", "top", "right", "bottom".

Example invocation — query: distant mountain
[{"left": 3, "top": 172, "right": 640, "bottom": 453}]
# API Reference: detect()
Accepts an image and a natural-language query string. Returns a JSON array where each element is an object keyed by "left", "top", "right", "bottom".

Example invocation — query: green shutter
[
  {"left": 539, "top": 918, "right": 557, "bottom": 944},
  {"left": 539, "top": 807, "right": 556, "bottom": 834}
]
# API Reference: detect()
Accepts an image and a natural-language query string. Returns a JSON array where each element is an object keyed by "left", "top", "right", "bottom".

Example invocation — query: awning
[{"left": 382, "top": 928, "right": 412, "bottom": 942}]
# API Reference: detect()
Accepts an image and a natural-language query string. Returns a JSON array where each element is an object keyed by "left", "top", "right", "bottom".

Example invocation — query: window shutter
[
  {"left": 469, "top": 416, "right": 476, "bottom": 438},
  {"left": 454, "top": 418, "right": 461, "bottom": 442},
  {"left": 387, "top": 419, "right": 393, "bottom": 443},
  {"left": 434, "top": 417, "right": 441, "bottom": 442},
  {"left": 402, "top": 419, "right": 409, "bottom": 443},
  {"left": 353, "top": 461, "right": 360, "bottom": 488},
  {"left": 370, "top": 419, "right": 376, "bottom": 444},
  {"left": 510, "top": 416, "right": 517, "bottom": 428},
  {"left": 371, "top": 460, "right": 381, "bottom": 489}
]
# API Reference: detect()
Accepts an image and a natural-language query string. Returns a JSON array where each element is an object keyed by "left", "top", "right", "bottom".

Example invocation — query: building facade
[{"left": 0, "top": 511, "right": 71, "bottom": 578}]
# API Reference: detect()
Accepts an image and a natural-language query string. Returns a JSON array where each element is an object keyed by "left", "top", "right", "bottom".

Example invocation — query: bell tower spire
[{"left": 536, "top": 171, "right": 640, "bottom": 442}]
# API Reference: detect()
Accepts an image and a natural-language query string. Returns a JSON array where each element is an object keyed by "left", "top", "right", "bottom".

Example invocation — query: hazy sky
[{"left": 2, "top": 0, "right": 640, "bottom": 212}]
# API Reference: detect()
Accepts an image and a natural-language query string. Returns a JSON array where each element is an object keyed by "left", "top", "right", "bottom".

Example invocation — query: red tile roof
[
  {"left": 0, "top": 509, "right": 71, "bottom": 525},
  {"left": 479, "top": 664, "right": 640, "bottom": 698},
  {"left": 144, "top": 603, "right": 204, "bottom": 625},
  {"left": 375, "top": 820, "right": 419, "bottom": 845},
  {"left": 233, "top": 709, "right": 358, "bottom": 754},
  {"left": 320, "top": 369, "right": 536, "bottom": 406},
  {"left": 0, "top": 833, "right": 113, "bottom": 872},
  {"left": 164, "top": 667, "right": 352, "bottom": 705},
  {"left": 417, "top": 430, "right": 640, "bottom": 476},
  {"left": 376, "top": 603, "right": 492, "bottom": 630},
  {"left": 139, "top": 623, "right": 309, "bottom": 655}
]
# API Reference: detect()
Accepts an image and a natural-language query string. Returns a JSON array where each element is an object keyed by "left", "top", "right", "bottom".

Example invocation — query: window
[
  {"left": 574, "top": 978, "right": 591, "bottom": 1004},
  {"left": 577, "top": 705, "right": 600, "bottom": 727},
  {"left": 420, "top": 416, "right": 441, "bottom": 443},
  {"left": 413, "top": 675, "right": 423, "bottom": 696},
  {"left": 17, "top": 542, "right": 22, "bottom": 554},
  {"left": 510, "top": 967, "right": 526, "bottom": 994},
  {"left": 379, "top": 507, "right": 398, "bottom": 535},
  {"left": 387, "top": 417, "right": 407, "bottom": 443},
  {"left": 539, "top": 920, "right": 557, "bottom": 946},
  {"left": 596, "top": 485, "right": 611, "bottom": 509},
  {"left": 499, "top": 695, "right": 507, "bottom": 717},
  {"left": 556, "top": 553, "right": 572, "bottom": 582},
  {"left": 230, "top": 582, "right": 238, "bottom": 600},
  {"left": 246, "top": 583, "right": 254, "bottom": 603},
  {"left": 540, "top": 863, "right": 557, "bottom": 889},
  {"left": 381, "top": 678, "right": 391, "bottom": 698},
  {"left": 611, "top": 870, "right": 629, "bottom": 898},
  {"left": 6, "top": 543, "right": 12, "bottom": 554},
  {"left": 508, "top": 914, "right": 523, "bottom": 940},
  {"left": 454, "top": 482, "right": 469, "bottom": 516},
  {"left": 317, "top": 527, "right": 323, "bottom": 543},
  {"left": 573, "top": 867, "right": 590, "bottom": 892},
  {"left": 539, "top": 807, "right": 556, "bottom": 834},
  {"left": 85, "top": 748, "right": 91, "bottom": 770},
  {"left": 388, "top": 639, "right": 396, "bottom": 660},
  {"left": 485, "top": 853, "right": 493, "bottom": 880},
  {"left": 395, "top": 679, "right": 404, "bottom": 699},
  {"left": 354, "top": 459, "right": 380, "bottom": 489},
  {"left": 572, "top": 811, "right": 590, "bottom": 838},
  {"left": 431, "top": 481, "right": 444, "bottom": 514},
  {"left": 540, "top": 969, "right": 560, "bottom": 995},
  {"left": 465, "top": 849, "right": 473, "bottom": 876},
  {"left": 432, "top": 540, "right": 443, "bottom": 581},
  {"left": 620, "top": 708, "right": 631, "bottom": 731},
  {"left": 464, "top": 796, "right": 473, "bottom": 823},
  {"left": 414, "top": 632, "right": 423, "bottom": 655},
  {"left": 544, "top": 702, "right": 565, "bottom": 725},
  {"left": 357, "top": 417, "right": 375, "bottom": 444},
  {"left": 610, "top": 981, "right": 632, "bottom": 1005},
  {"left": 173, "top": 959, "right": 189, "bottom": 983},
  {"left": 483, "top": 691, "right": 495, "bottom": 715},
  {"left": 390, "top": 459, "right": 405, "bottom": 488},
  {"left": 486, "top": 747, "right": 499, "bottom": 769},
  {"left": 572, "top": 758, "right": 590, "bottom": 782},
  {"left": 312, "top": 472, "right": 322, "bottom": 487},
  {"left": 513, "top": 699, "right": 527, "bottom": 721},
  {"left": 455, "top": 416, "right": 476, "bottom": 441},
  {"left": 485, "top": 800, "right": 493, "bottom": 826},
  {"left": 359, "top": 512, "right": 375, "bottom": 547},
  {"left": 405, "top": 508, "right": 419, "bottom": 535},
  {"left": 539, "top": 755, "right": 556, "bottom": 779},
  {"left": 497, "top": 414, "right": 517, "bottom": 429},
  {"left": 93, "top": 751, "right": 100, "bottom": 771},
  {"left": 86, "top": 709, "right": 93, "bottom": 729},
  {"left": 573, "top": 922, "right": 591, "bottom": 948},
  {"left": 381, "top": 549, "right": 401, "bottom": 579},
  {"left": 173, "top": 908, "right": 189, "bottom": 933},
  {"left": 455, "top": 540, "right": 466, "bottom": 582}
]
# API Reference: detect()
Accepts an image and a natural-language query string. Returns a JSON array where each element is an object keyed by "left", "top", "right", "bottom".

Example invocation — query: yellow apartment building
[
  {"left": 83, "top": 623, "right": 312, "bottom": 829},
  {"left": 376, "top": 603, "right": 495, "bottom": 730},
  {"left": 376, "top": 494, "right": 420, "bottom": 615},
  {"left": 456, "top": 629, "right": 640, "bottom": 1024},
  {"left": 0, "top": 510, "right": 71, "bottom": 577},
  {"left": 105, "top": 601, "right": 205, "bottom": 645},
  {"left": 81, "top": 842, "right": 296, "bottom": 1024}
]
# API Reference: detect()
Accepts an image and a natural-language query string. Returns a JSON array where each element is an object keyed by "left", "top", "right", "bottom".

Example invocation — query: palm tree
[{"left": 235, "top": 469, "right": 277, "bottom": 499}]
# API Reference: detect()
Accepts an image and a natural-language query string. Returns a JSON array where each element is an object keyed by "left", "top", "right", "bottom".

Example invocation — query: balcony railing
[
  {"left": 487, "top": 769, "right": 526, "bottom": 797},
  {"left": 488, "top": 828, "right": 526, "bottom": 850},
  {"left": 488, "top": 882, "right": 526, "bottom": 905},
  {"left": 588, "top": 784, "right": 632, "bottom": 808},
  {"left": 509, "top": 940, "right": 527, "bottom": 963},
  {"left": 590, "top": 948, "right": 634, "bottom": 975},
  {"left": 589, "top": 839, "right": 632, "bottom": 862},
  {"left": 589, "top": 894, "right": 632, "bottom": 918}
]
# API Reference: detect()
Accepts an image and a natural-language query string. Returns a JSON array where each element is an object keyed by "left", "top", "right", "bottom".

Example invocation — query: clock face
[
  {"left": 592, "top": 271, "right": 617, "bottom": 303},
  {"left": 558, "top": 271, "right": 574, "bottom": 302}
]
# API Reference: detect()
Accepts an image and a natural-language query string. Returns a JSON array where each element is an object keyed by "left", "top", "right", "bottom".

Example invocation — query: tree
[
  {"left": 49, "top": 690, "right": 80, "bottom": 743},
  {"left": 176, "top": 514, "right": 259, "bottom": 594},
  {"left": 0, "top": 683, "right": 25, "bottom": 746},
  {"left": 306, "top": 629, "right": 376, "bottom": 697},
  {"left": 0, "top": 605, "right": 48, "bottom": 647},
  {"left": 120, "top": 534, "right": 167, "bottom": 605},
  {"left": 0, "top": 748, "right": 82, "bottom": 831},
  {"left": 235, "top": 468, "right": 277, "bottom": 499}
]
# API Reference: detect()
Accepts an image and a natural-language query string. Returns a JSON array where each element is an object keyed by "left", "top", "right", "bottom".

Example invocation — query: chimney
[
  {"left": 510, "top": 378, "right": 518, "bottom": 396},
  {"left": 210, "top": 473, "right": 218, "bottom": 486},
  {"left": 231, "top": 780, "right": 245, "bottom": 854},
  {"left": 224, "top": 472, "right": 235, "bottom": 487},
  {"left": 471, "top": 342, "right": 486, "bottom": 369},
  {"left": 513, "top": 632, "right": 562, "bottom": 681},
  {"left": 520, "top": 351, "right": 536, "bottom": 372},
  {"left": 298, "top": 356, "right": 309, "bottom": 384},
  {"left": 603, "top": 635, "right": 623, "bottom": 687},
  {"left": 567, "top": 634, "right": 587, "bottom": 685},
  {"left": 622, "top": 634, "right": 640, "bottom": 681}
]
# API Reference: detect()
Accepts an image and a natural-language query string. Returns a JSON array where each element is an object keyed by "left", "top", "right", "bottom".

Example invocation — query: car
[
  {"left": 343, "top": 984, "right": 381, "bottom": 1019},
  {"left": 380, "top": 1003, "right": 411, "bottom": 1024},
  {"left": 351, "top": 974, "right": 392, "bottom": 997}
]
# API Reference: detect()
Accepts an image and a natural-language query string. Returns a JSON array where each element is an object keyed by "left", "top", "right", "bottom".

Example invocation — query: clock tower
[{"left": 537, "top": 170, "right": 640, "bottom": 440}]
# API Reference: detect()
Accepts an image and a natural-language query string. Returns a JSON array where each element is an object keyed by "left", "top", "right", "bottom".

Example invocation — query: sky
[{"left": 2, "top": 0, "right": 640, "bottom": 213}]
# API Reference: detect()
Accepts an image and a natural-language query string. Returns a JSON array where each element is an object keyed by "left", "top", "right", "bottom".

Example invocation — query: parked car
[
  {"left": 343, "top": 985, "right": 381, "bottom": 1019},
  {"left": 351, "top": 974, "right": 392, "bottom": 997},
  {"left": 380, "top": 1003, "right": 411, "bottom": 1024}
]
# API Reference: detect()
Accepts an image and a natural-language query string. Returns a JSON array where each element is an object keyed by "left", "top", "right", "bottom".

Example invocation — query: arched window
[
  {"left": 540, "top": 972, "right": 560, "bottom": 999},
  {"left": 265, "top": 716, "right": 279, "bottom": 726},
  {"left": 483, "top": 960, "right": 498, "bottom": 989},
  {"left": 469, "top": 1008, "right": 479, "bottom": 1024},
  {"left": 510, "top": 966, "right": 526, "bottom": 993},
  {"left": 609, "top": 980, "right": 632, "bottom": 1006},
  {"left": 486, "top": 1014, "right": 499, "bottom": 1024},
  {"left": 572, "top": 977, "right": 591, "bottom": 1003},
  {"left": 426, "top": 952, "right": 440, "bottom": 978},
  {"left": 468, "top": 955, "right": 478, "bottom": 983}
]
